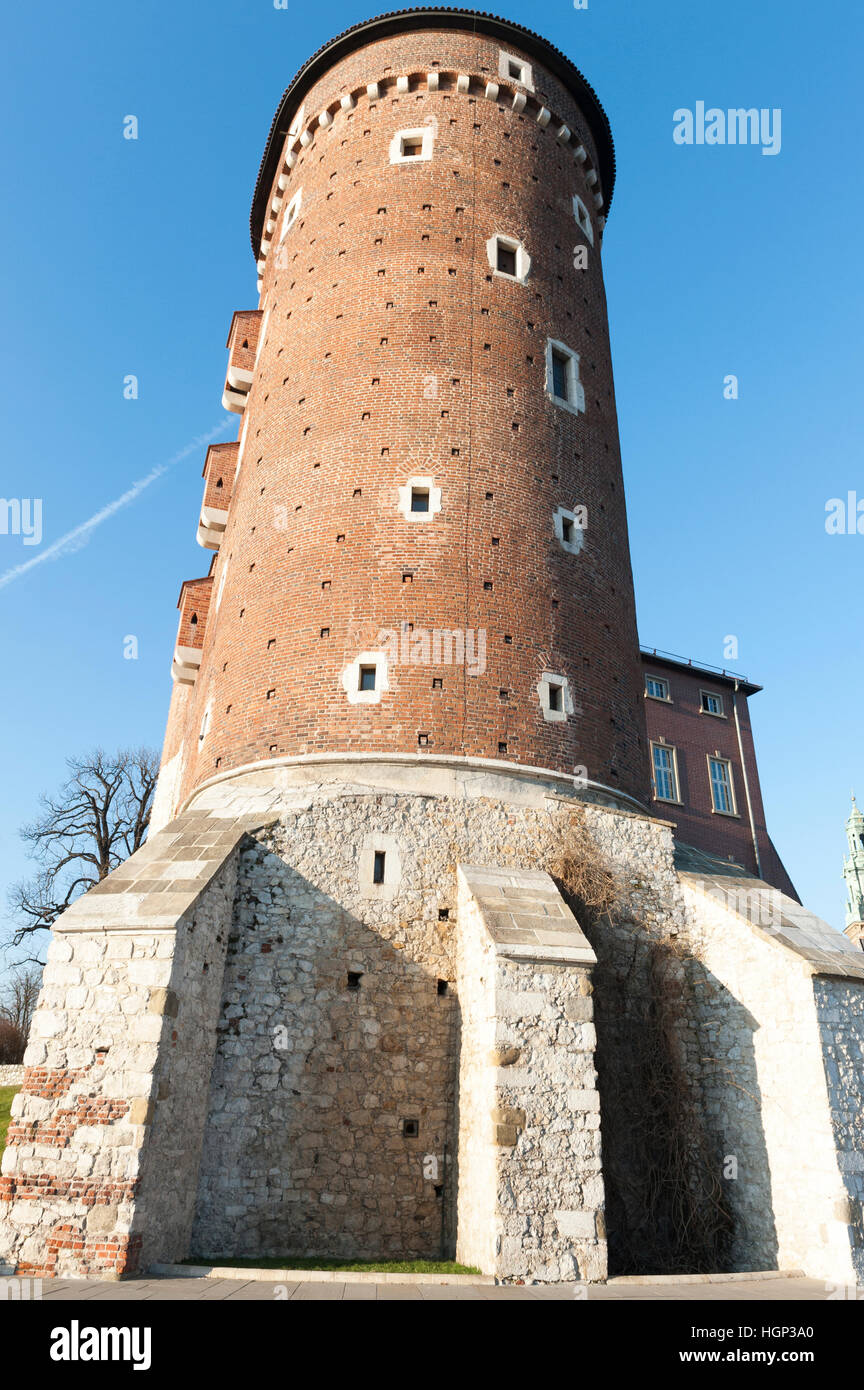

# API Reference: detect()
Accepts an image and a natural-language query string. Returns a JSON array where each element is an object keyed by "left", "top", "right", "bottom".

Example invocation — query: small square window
[
  {"left": 561, "top": 517, "right": 574, "bottom": 544},
  {"left": 347, "top": 971, "right": 363, "bottom": 991},
  {"left": 497, "top": 243, "right": 517, "bottom": 276},
  {"left": 548, "top": 682, "right": 563, "bottom": 712},
  {"left": 499, "top": 52, "right": 533, "bottom": 89},
  {"left": 391, "top": 129, "right": 433, "bottom": 164},
  {"left": 359, "top": 665, "right": 377, "bottom": 692},
  {"left": 402, "top": 1119, "right": 419, "bottom": 1138}
]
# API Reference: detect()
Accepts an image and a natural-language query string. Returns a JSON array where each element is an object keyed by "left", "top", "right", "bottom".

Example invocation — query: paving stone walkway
[{"left": 30, "top": 1275, "right": 832, "bottom": 1301}]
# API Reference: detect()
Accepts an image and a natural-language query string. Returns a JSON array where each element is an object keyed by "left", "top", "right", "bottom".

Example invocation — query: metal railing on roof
[{"left": 639, "top": 645, "right": 751, "bottom": 684}]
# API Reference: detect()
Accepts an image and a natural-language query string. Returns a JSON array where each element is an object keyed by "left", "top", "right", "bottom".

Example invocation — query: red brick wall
[
  {"left": 202, "top": 442, "right": 238, "bottom": 514},
  {"left": 176, "top": 576, "right": 213, "bottom": 652},
  {"left": 227, "top": 310, "right": 262, "bottom": 363},
  {"left": 158, "top": 25, "right": 649, "bottom": 811},
  {"left": 641, "top": 658, "right": 797, "bottom": 898}
]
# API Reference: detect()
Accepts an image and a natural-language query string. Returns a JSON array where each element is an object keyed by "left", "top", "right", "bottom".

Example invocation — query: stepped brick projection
[{"left": 3, "top": 9, "right": 864, "bottom": 1284}]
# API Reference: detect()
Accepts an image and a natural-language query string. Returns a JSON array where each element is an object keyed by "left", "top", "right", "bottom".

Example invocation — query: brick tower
[
  {"left": 5, "top": 10, "right": 864, "bottom": 1289},
  {"left": 152, "top": 8, "right": 647, "bottom": 821}
]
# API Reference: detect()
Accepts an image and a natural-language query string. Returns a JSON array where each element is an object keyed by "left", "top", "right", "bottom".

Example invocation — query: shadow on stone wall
[
  {"left": 571, "top": 914, "right": 778, "bottom": 1276},
  {"left": 189, "top": 839, "right": 461, "bottom": 1263}
]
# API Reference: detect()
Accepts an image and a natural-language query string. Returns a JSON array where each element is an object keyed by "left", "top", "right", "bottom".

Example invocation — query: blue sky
[{"left": 0, "top": 0, "right": 861, "bottom": 952}]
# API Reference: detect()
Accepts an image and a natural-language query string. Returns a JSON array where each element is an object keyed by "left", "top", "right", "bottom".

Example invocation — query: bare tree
[
  {"left": 6, "top": 747, "right": 159, "bottom": 963},
  {"left": 0, "top": 964, "right": 42, "bottom": 1062},
  {"left": 1, "top": 964, "right": 41, "bottom": 1036}
]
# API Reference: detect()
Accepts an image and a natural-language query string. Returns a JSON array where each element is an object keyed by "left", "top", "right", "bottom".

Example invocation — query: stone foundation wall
[
  {"left": 190, "top": 812, "right": 459, "bottom": 1261},
  {"left": 3, "top": 763, "right": 863, "bottom": 1283},
  {"left": 185, "top": 780, "right": 676, "bottom": 1273}
]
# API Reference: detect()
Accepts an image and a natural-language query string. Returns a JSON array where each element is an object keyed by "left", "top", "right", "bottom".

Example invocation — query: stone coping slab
[
  {"left": 150, "top": 1263, "right": 494, "bottom": 1285},
  {"left": 53, "top": 810, "right": 278, "bottom": 934},
  {"left": 677, "top": 850, "right": 864, "bottom": 982},
  {"left": 458, "top": 864, "right": 596, "bottom": 965}
]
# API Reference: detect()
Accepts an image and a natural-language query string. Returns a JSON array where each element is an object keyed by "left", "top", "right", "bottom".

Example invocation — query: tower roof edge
[{"left": 249, "top": 6, "right": 616, "bottom": 259}]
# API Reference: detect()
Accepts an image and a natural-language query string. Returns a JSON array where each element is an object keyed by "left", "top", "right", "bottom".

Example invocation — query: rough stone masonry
[{"left": 2, "top": 763, "right": 863, "bottom": 1283}]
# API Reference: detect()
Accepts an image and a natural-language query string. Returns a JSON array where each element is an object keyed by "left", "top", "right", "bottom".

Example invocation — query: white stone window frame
[
  {"left": 389, "top": 127, "right": 435, "bottom": 165},
  {"left": 342, "top": 650, "right": 389, "bottom": 704},
  {"left": 545, "top": 338, "right": 586, "bottom": 416},
  {"left": 214, "top": 554, "right": 230, "bottom": 613},
  {"left": 255, "top": 306, "right": 271, "bottom": 367},
  {"left": 651, "top": 739, "right": 682, "bottom": 804},
  {"left": 287, "top": 103, "right": 306, "bottom": 139},
  {"left": 708, "top": 754, "right": 738, "bottom": 817},
  {"left": 573, "top": 194, "right": 594, "bottom": 247},
  {"left": 537, "top": 671, "right": 574, "bottom": 723},
  {"left": 699, "top": 688, "right": 726, "bottom": 718},
  {"left": 198, "top": 699, "right": 213, "bottom": 749},
  {"left": 644, "top": 674, "right": 671, "bottom": 703},
  {"left": 553, "top": 505, "right": 585, "bottom": 555},
  {"left": 398, "top": 476, "right": 442, "bottom": 522},
  {"left": 359, "top": 832, "right": 402, "bottom": 900},
  {"left": 498, "top": 50, "right": 534, "bottom": 91},
  {"left": 280, "top": 188, "right": 303, "bottom": 241},
  {"left": 486, "top": 233, "right": 531, "bottom": 284}
]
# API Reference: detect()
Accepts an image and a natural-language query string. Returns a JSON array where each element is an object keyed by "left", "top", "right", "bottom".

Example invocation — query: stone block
[{"left": 555, "top": 1209, "right": 596, "bottom": 1240}]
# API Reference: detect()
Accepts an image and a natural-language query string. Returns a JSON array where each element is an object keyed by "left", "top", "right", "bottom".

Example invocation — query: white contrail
[{"left": 0, "top": 422, "right": 233, "bottom": 592}]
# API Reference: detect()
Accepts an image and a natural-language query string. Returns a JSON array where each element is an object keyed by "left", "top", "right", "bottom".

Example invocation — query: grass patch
[
  {"left": 0, "top": 1087, "right": 19, "bottom": 1156},
  {"left": 184, "top": 1255, "right": 480, "bottom": 1275}
]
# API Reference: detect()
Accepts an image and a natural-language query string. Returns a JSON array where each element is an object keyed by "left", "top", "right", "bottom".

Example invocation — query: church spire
[{"left": 842, "top": 793, "right": 864, "bottom": 928}]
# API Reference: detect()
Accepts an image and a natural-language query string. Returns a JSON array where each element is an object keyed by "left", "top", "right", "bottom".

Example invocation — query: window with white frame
[
  {"left": 280, "top": 188, "right": 302, "bottom": 240},
  {"left": 545, "top": 339, "right": 585, "bottom": 415},
  {"left": 215, "top": 555, "right": 230, "bottom": 613},
  {"left": 287, "top": 104, "right": 306, "bottom": 139},
  {"left": 651, "top": 742, "right": 680, "bottom": 802},
  {"left": 389, "top": 127, "right": 435, "bottom": 164},
  {"left": 341, "top": 651, "right": 389, "bottom": 704},
  {"left": 700, "top": 690, "right": 724, "bottom": 716},
  {"left": 708, "top": 756, "right": 736, "bottom": 815},
  {"left": 397, "top": 476, "right": 442, "bottom": 521},
  {"left": 573, "top": 195, "right": 594, "bottom": 247},
  {"left": 498, "top": 50, "right": 534, "bottom": 90},
  {"left": 553, "top": 505, "right": 587, "bottom": 555},
  {"left": 485, "top": 233, "right": 531, "bottom": 283},
  {"left": 537, "top": 672, "right": 573, "bottom": 723},
  {"left": 645, "top": 674, "right": 670, "bottom": 701},
  {"left": 198, "top": 701, "right": 212, "bottom": 749}
]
